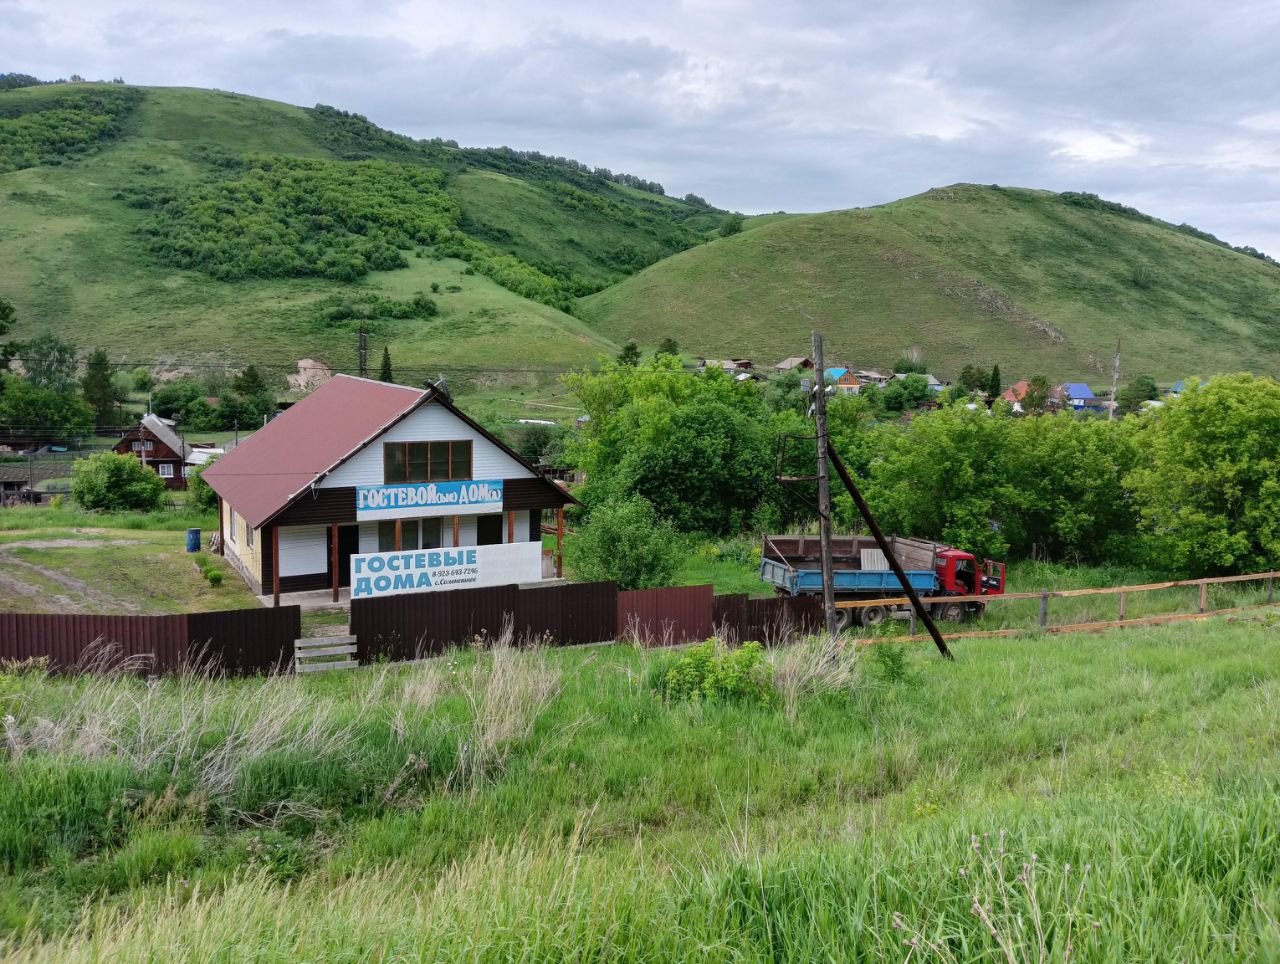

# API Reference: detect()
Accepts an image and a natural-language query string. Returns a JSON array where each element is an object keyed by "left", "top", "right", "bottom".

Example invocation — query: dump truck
[{"left": 759, "top": 534, "right": 1006, "bottom": 628}]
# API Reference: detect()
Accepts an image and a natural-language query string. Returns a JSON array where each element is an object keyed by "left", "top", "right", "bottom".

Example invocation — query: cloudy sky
[{"left": 8, "top": 0, "right": 1280, "bottom": 253}]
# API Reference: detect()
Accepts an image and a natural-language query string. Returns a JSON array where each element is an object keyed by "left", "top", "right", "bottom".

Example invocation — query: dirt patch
[
  {"left": 0, "top": 539, "right": 148, "bottom": 613},
  {"left": 288, "top": 358, "right": 334, "bottom": 393}
]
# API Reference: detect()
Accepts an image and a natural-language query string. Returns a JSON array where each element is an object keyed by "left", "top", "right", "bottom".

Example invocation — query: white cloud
[{"left": 5, "top": 0, "right": 1280, "bottom": 253}]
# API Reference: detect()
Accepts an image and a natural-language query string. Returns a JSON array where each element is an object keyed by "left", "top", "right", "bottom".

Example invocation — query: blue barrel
[{"left": 186, "top": 528, "right": 201, "bottom": 553}]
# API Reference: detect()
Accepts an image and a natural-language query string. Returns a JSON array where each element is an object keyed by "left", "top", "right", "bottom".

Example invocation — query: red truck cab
[{"left": 935, "top": 548, "right": 1006, "bottom": 597}]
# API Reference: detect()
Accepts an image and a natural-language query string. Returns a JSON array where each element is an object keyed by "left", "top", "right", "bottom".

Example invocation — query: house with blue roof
[
  {"left": 824, "top": 368, "right": 861, "bottom": 394},
  {"left": 1056, "top": 382, "right": 1096, "bottom": 411}
]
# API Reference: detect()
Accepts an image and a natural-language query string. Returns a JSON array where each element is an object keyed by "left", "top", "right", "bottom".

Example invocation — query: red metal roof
[{"left": 203, "top": 375, "right": 425, "bottom": 530}]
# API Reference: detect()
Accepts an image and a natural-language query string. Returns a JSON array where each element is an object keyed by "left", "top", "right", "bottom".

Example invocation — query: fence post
[
  {"left": 1269, "top": 576, "right": 1274, "bottom": 604},
  {"left": 1198, "top": 582, "right": 1208, "bottom": 614},
  {"left": 1118, "top": 591, "right": 1127, "bottom": 621},
  {"left": 1039, "top": 590, "right": 1049, "bottom": 628},
  {"left": 909, "top": 607, "right": 917, "bottom": 636}
]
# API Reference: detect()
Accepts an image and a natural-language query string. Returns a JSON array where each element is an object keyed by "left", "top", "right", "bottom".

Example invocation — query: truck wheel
[
  {"left": 938, "top": 602, "right": 966, "bottom": 623},
  {"left": 859, "top": 605, "right": 888, "bottom": 627},
  {"left": 834, "top": 608, "right": 854, "bottom": 632}
]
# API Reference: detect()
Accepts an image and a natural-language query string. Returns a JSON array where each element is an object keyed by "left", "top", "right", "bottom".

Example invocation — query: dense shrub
[
  {"left": 565, "top": 496, "right": 682, "bottom": 590},
  {"left": 0, "top": 375, "right": 94, "bottom": 442},
  {"left": 187, "top": 458, "right": 219, "bottom": 512},
  {"left": 651, "top": 640, "right": 775, "bottom": 705},
  {"left": 141, "top": 156, "right": 459, "bottom": 282},
  {"left": 72, "top": 453, "right": 166, "bottom": 512},
  {"left": 0, "top": 86, "right": 142, "bottom": 172}
]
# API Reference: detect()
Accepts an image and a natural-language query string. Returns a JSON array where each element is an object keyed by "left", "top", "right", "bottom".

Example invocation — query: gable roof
[
  {"left": 775, "top": 356, "right": 813, "bottom": 370},
  {"left": 202, "top": 374, "right": 574, "bottom": 530},
  {"left": 1060, "top": 382, "right": 1095, "bottom": 399},
  {"left": 1001, "top": 379, "right": 1030, "bottom": 402},
  {"left": 825, "top": 367, "right": 851, "bottom": 380},
  {"left": 137, "top": 413, "right": 191, "bottom": 459}
]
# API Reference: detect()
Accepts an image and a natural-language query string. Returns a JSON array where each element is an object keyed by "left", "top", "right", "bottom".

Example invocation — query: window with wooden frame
[{"left": 382, "top": 440, "right": 473, "bottom": 483}]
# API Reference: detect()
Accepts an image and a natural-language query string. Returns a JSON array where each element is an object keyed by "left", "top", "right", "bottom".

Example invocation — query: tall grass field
[{"left": 2, "top": 616, "right": 1278, "bottom": 960}]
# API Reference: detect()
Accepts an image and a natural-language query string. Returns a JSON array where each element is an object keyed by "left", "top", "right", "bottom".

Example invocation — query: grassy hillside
[
  {"left": 0, "top": 85, "right": 718, "bottom": 411},
  {"left": 2, "top": 621, "right": 1279, "bottom": 958},
  {"left": 582, "top": 184, "right": 1280, "bottom": 381}
]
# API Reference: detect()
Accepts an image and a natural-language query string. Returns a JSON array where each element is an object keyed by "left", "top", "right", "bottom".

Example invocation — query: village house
[
  {"left": 824, "top": 367, "right": 861, "bottom": 394},
  {"left": 1056, "top": 382, "right": 1096, "bottom": 411},
  {"left": 773, "top": 356, "right": 814, "bottom": 374},
  {"left": 114, "top": 414, "right": 197, "bottom": 489},
  {"left": 893, "top": 372, "right": 946, "bottom": 392},
  {"left": 202, "top": 375, "right": 576, "bottom": 605},
  {"left": 854, "top": 369, "right": 891, "bottom": 388},
  {"left": 697, "top": 358, "right": 757, "bottom": 381}
]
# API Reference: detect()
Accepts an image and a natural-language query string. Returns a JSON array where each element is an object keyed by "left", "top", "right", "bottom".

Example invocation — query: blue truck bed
[{"left": 760, "top": 557, "right": 938, "bottom": 597}]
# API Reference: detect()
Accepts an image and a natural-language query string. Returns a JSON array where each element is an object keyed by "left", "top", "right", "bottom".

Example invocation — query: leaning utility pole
[
  {"left": 1108, "top": 338, "right": 1121, "bottom": 421},
  {"left": 811, "top": 330, "right": 837, "bottom": 635}
]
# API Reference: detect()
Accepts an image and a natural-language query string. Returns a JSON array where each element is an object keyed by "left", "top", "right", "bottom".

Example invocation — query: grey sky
[{"left": 7, "top": 0, "right": 1280, "bottom": 253}]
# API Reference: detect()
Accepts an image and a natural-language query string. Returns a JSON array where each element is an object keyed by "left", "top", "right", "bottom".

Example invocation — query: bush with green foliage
[
  {"left": 1127, "top": 374, "right": 1280, "bottom": 575},
  {"left": 0, "top": 86, "right": 142, "bottom": 172},
  {"left": 142, "top": 156, "right": 459, "bottom": 282},
  {"left": 187, "top": 458, "right": 219, "bottom": 512},
  {"left": 72, "top": 452, "right": 166, "bottom": 512},
  {"left": 651, "top": 639, "right": 775, "bottom": 705},
  {"left": 565, "top": 496, "right": 682, "bottom": 590}
]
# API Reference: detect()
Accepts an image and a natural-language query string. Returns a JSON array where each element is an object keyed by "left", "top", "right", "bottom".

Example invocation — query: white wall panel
[{"left": 321, "top": 403, "right": 532, "bottom": 488}]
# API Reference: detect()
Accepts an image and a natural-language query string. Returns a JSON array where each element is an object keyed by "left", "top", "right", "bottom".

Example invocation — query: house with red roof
[{"left": 202, "top": 375, "right": 576, "bottom": 604}]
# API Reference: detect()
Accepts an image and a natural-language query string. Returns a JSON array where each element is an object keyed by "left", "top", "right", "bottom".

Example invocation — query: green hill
[
  {"left": 4, "top": 82, "right": 1279, "bottom": 404},
  {"left": 582, "top": 184, "right": 1280, "bottom": 381},
  {"left": 0, "top": 84, "right": 721, "bottom": 410}
]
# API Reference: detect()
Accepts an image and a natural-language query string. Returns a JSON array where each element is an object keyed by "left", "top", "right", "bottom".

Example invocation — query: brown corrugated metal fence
[
  {"left": 350, "top": 582, "right": 618, "bottom": 662},
  {"left": 618, "top": 584, "right": 715, "bottom": 645},
  {"left": 713, "top": 593, "right": 824, "bottom": 644},
  {"left": 352, "top": 582, "right": 822, "bottom": 659},
  {"left": 0, "top": 607, "right": 300, "bottom": 675}
]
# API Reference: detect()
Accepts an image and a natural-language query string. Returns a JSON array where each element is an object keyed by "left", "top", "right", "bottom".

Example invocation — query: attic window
[{"left": 383, "top": 440, "right": 472, "bottom": 484}]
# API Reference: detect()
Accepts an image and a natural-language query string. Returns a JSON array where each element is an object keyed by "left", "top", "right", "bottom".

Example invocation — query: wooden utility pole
[
  {"left": 827, "top": 448, "right": 954, "bottom": 660},
  {"left": 1109, "top": 338, "right": 1121, "bottom": 421},
  {"left": 811, "top": 331, "right": 837, "bottom": 635},
  {"left": 358, "top": 326, "right": 369, "bottom": 378}
]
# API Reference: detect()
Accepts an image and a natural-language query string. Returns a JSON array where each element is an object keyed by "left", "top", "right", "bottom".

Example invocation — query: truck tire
[
  {"left": 859, "top": 604, "right": 888, "bottom": 627},
  {"left": 833, "top": 607, "right": 854, "bottom": 632},
  {"left": 937, "top": 602, "right": 966, "bottom": 623}
]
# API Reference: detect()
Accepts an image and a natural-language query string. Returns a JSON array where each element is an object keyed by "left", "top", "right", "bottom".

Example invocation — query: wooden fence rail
[{"left": 834, "top": 569, "right": 1280, "bottom": 610}]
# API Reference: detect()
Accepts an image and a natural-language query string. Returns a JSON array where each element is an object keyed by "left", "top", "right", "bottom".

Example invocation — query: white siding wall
[
  {"left": 278, "top": 525, "right": 328, "bottom": 576},
  {"left": 320, "top": 403, "right": 533, "bottom": 489}
]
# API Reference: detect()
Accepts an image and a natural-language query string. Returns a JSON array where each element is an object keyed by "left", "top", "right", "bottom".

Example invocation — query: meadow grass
[{"left": 1, "top": 618, "right": 1278, "bottom": 959}]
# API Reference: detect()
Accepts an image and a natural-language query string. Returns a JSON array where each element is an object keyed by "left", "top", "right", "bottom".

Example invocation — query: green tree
[
  {"left": 72, "top": 452, "right": 166, "bottom": 512},
  {"left": 718, "top": 213, "right": 744, "bottom": 237},
  {"left": 616, "top": 340, "right": 641, "bottom": 367},
  {"left": 81, "top": 349, "right": 119, "bottom": 425},
  {"left": 958, "top": 364, "right": 990, "bottom": 393},
  {"left": 1022, "top": 375, "right": 1052, "bottom": 415},
  {"left": 0, "top": 295, "right": 16, "bottom": 369},
  {"left": 131, "top": 367, "right": 155, "bottom": 393},
  {"left": 654, "top": 337, "right": 680, "bottom": 359},
  {"left": 1127, "top": 374, "right": 1280, "bottom": 575},
  {"left": 879, "top": 374, "right": 933, "bottom": 414},
  {"left": 379, "top": 346, "right": 394, "bottom": 382},
  {"left": 987, "top": 364, "right": 1002, "bottom": 399},
  {"left": 187, "top": 457, "right": 219, "bottom": 512},
  {"left": 0, "top": 375, "right": 93, "bottom": 442},
  {"left": 231, "top": 365, "right": 269, "bottom": 399},
  {"left": 22, "top": 331, "right": 78, "bottom": 393},
  {"left": 1116, "top": 374, "right": 1159, "bottom": 415},
  {"left": 565, "top": 496, "right": 682, "bottom": 589}
]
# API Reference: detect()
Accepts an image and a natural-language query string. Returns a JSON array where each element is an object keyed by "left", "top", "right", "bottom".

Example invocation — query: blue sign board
[{"left": 355, "top": 479, "right": 504, "bottom": 520}]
